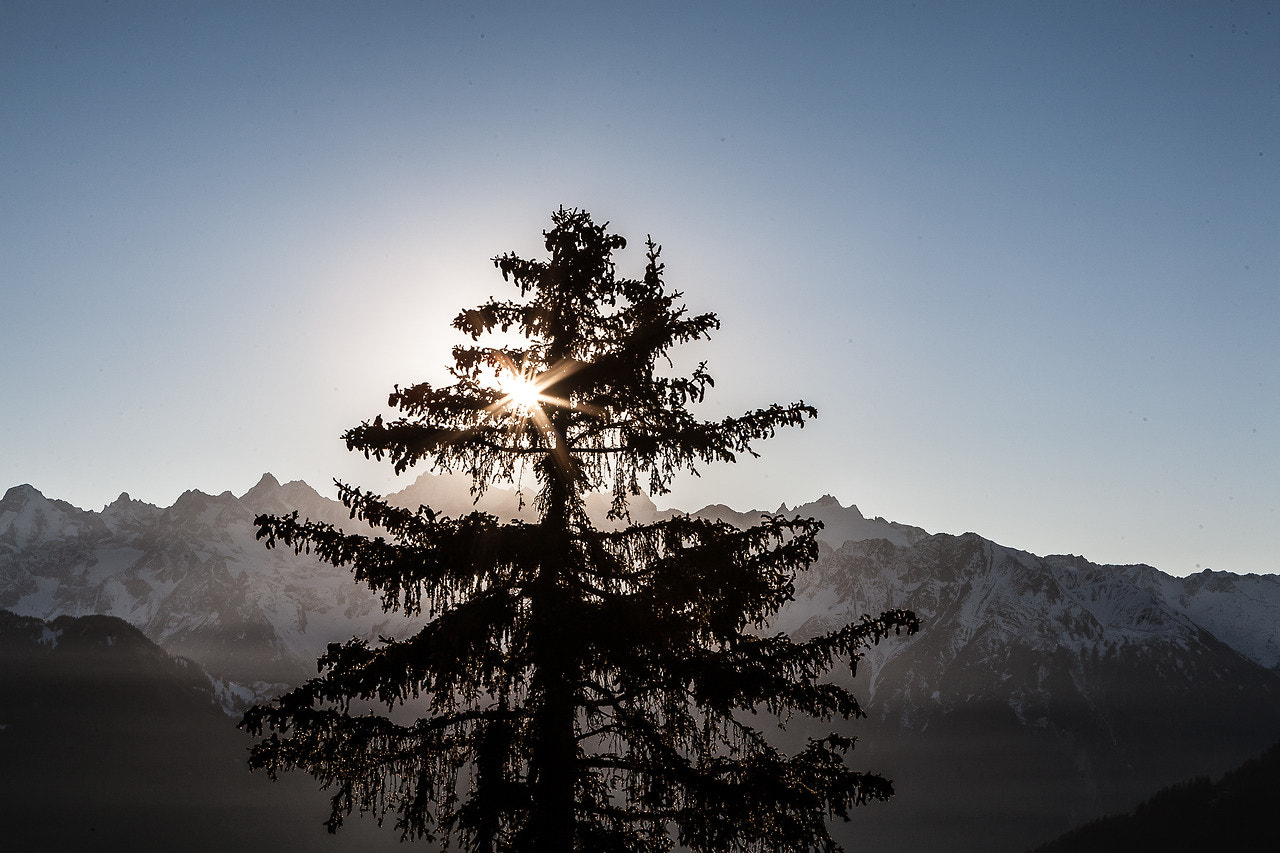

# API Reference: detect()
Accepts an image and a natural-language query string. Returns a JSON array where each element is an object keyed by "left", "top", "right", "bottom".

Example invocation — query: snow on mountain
[
  {"left": 1111, "top": 562, "right": 1280, "bottom": 671},
  {"left": 0, "top": 484, "right": 108, "bottom": 549},
  {"left": 3, "top": 474, "right": 1279, "bottom": 851},
  {"left": 0, "top": 475, "right": 416, "bottom": 697},
  {"left": 782, "top": 533, "right": 1271, "bottom": 712},
  {"left": 679, "top": 494, "right": 1280, "bottom": 677},
  {"left": 761, "top": 531, "right": 1280, "bottom": 853},
  {"left": 680, "top": 495, "right": 1280, "bottom": 851},
  {"left": 0, "top": 471, "right": 660, "bottom": 702},
  {"left": 4, "top": 476, "right": 1277, "bottom": 695}
]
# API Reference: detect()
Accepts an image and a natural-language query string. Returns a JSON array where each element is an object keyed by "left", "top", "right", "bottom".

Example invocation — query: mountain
[
  {"left": 0, "top": 473, "right": 663, "bottom": 698},
  {"left": 1030, "top": 738, "right": 1280, "bottom": 852},
  {"left": 672, "top": 493, "right": 927, "bottom": 550},
  {"left": 685, "top": 497, "right": 1280, "bottom": 674},
  {"left": 0, "top": 475, "right": 413, "bottom": 697},
  {"left": 3, "top": 477, "right": 1279, "bottom": 851},
  {"left": 1112, "top": 561, "right": 1280, "bottom": 672},
  {"left": 0, "top": 609, "right": 408, "bottom": 851},
  {"left": 670, "top": 499, "right": 1280, "bottom": 852}
]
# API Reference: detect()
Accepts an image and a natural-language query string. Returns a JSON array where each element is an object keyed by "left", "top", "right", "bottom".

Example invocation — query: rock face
[
  {"left": 3, "top": 480, "right": 1279, "bottom": 851},
  {"left": 1111, "top": 562, "right": 1280, "bottom": 671}
]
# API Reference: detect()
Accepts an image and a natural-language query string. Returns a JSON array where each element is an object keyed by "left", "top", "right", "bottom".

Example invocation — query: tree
[{"left": 240, "top": 208, "right": 919, "bottom": 852}]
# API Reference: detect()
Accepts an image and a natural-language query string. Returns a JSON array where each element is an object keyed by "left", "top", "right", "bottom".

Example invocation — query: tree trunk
[{"left": 529, "top": 441, "right": 578, "bottom": 851}]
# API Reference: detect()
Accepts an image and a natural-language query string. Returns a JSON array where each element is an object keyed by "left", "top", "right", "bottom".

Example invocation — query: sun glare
[{"left": 497, "top": 370, "right": 544, "bottom": 416}]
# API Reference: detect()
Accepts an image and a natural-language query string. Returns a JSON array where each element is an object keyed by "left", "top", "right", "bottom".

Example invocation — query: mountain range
[{"left": 3, "top": 473, "right": 1278, "bottom": 851}]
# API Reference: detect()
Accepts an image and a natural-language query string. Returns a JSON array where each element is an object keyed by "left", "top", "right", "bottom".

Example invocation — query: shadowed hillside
[
  {"left": 0, "top": 610, "right": 414, "bottom": 851},
  {"left": 1030, "top": 738, "right": 1280, "bottom": 852}
]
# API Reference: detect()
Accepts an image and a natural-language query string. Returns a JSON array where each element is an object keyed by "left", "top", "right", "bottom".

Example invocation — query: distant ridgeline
[{"left": 3, "top": 473, "right": 1280, "bottom": 852}]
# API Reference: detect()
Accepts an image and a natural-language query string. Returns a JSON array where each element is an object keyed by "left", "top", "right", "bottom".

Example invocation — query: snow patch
[
  {"left": 38, "top": 625, "right": 60, "bottom": 648},
  {"left": 206, "top": 673, "right": 287, "bottom": 716},
  {"left": 10, "top": 575, "right": 62, "bottom": 617}
]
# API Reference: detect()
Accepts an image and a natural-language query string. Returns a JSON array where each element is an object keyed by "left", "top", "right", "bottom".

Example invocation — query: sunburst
[
  {"left": 484, "top": 353, "right": 601, "bottom": 479},
  {"left": 488, "top": 354, "right": 551, "bottom": 416},
  {"left": 495, "top": 368, "right": 546, "bottom": 417}
]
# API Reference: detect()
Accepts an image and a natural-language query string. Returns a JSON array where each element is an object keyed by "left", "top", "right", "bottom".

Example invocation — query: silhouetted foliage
[{"left": 240, "top": 208, "right": 919, "bottom": 852}]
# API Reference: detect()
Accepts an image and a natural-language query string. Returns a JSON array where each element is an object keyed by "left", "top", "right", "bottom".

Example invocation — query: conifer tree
[{"left": 240, "top": 208, "right": 919, "bottom": 852}]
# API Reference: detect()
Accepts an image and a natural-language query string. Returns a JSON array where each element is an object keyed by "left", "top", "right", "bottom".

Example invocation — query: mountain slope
[
  {"left": 0, "top": 474, "right": 662, "bottom": 694},
  {"left": 0, "top": 610, "right": 409, "bottom": 851},
  {"left": 770, "top": 530, "right": 1280, "bottom": 852},
  {"left": 1031, "top": 738, "right": 1280, "bottom": 852},
  {"left": 1111, "top": 561, "right": 1280, "bottom": 671},
  {"left": 0, "top": 476, "right": 415, "bottom": 692}
]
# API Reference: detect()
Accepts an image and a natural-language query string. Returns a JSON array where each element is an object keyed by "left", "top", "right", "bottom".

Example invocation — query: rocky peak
[
  {"left": 242, "top": 472, "right": 282, "bottom": 498},
  {"left": 0, "top": 484, "right": 98, "bottom": 549},
  {"left": 1, "top": 483, "right": 45, "bottom": 509},
  {"left": 275, "top": 478, "right": 328, "bottom": 510},
  {"left": 160, "top": 488, "right": 253, "bottom": 536},
  {"left": 98, "top": 491, "right": 162, "bottom": 535},
  {"left": 239, "top": 473, "right": 287, "bottom": 516}
]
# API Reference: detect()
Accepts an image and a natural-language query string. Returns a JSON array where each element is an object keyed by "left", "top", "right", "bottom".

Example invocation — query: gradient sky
[{"left": 3, "top": 1, "right": 1277, "bottom": 577}]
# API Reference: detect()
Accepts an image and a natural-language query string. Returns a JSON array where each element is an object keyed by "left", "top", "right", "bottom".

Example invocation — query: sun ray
[
  {"left": 483, "top": 353, "right": 602, "bottom": 419},
  {"left": 479, "top": 352, "right": 601, "bottom": 480},
  {"left": 496, "top": 369, "right": 544, "bottom": 416}
]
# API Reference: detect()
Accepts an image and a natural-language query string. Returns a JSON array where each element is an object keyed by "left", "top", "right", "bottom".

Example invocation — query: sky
[{"left": 2, "top": 1, "right": 1277, "bottom": 577}]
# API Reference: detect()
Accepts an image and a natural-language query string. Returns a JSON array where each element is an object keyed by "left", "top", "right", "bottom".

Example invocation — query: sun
[{"left": 496, "top": 368, "right": 544, "bottom": 416}]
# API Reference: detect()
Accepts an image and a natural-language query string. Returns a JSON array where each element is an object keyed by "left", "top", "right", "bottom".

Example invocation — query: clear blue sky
[{"left": 3, "top": 1, "right": 1277, "bottom": 576}]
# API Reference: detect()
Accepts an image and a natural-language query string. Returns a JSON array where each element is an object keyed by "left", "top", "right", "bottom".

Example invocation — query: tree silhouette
[{"left": 240, "top": 208, "right": 919, "bottom": 852}]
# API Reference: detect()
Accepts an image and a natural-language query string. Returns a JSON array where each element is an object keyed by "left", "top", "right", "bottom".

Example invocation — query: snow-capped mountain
[
  {"left": 0, "top": 475, "right": 414, "bottom": 695},
  {"left": 3, "top": 477, "right": 1278, "bottom": 851},
  {"left": 1111, "top": 560, "right": 1280, "bottom": 671},
  {"left": 0, "top": 472, "right": 660, "bottom": 699},
  {"left": 684, "top": 495, "right": 1280, "bottom": 675},
  {"left": 649, "top": 498, "right": 1280, "bottom": 851}
]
